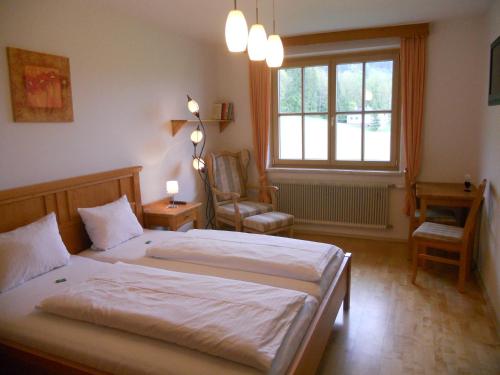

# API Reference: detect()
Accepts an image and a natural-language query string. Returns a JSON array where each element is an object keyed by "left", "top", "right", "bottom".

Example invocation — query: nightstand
[{"left": 143, "top": 200, "right": 202, "bottom": 231}]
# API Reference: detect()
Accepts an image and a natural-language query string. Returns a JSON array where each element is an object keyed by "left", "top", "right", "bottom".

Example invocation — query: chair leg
[
  {"left": 411, "top": 242, "right": 419, "bottom": 284},
  {"left": 407, "top": 234, "right": 413, "bottom": 261},
  {"left": 407, "top": 222, "right": 415, "bottom": 260},
  {"left": 458, "top": 248, "right": 467, "bottom": 293}
]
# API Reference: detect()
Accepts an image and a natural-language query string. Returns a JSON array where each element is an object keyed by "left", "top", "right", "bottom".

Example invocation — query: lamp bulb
[
  {"left": 192, "top": 157, "right": 205, "bottom": 171},
  {"left": 187, "top": 98, "right": 199, "bottom": 114},
  {"left": 190, "top": 129, "right": 203, "bottom": 144}
]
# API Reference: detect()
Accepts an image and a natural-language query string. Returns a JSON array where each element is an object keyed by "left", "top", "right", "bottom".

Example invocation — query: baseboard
[
  {"left": 474, "top": 268, "right": 500, "bottom": 337},
  {"left": 293, "top": 227, "right": 408, "bottom": 244}
]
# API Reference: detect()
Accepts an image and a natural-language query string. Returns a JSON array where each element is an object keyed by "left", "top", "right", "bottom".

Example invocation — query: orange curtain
[
  {"left": 401, "top": 35, "right": 427, "bottom": 215},
  {"left": 249, "top": 61, "right": 271, "bottom": 202}
]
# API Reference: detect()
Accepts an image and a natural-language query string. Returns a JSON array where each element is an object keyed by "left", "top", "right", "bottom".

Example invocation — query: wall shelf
[{"left": 171, "top": 119, "right": 232, "bottom": 136}]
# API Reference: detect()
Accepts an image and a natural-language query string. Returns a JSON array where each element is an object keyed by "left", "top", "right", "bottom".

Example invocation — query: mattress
[
  {"left": 0, "top": 256, "right": 316, "bottom": 375},
  {"left": 79, "top": 229, "right": 343, "bottom": 299}
]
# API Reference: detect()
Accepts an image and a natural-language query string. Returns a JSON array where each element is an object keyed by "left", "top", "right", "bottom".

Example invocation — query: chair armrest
[
  {"left": 212, "top": 187, "right": 240, "bottom": 201},
  {"left": 246, "top": 185, "right": 278, "bottom": 210},
  {"left": 247, "top": 185, "right": 279, "bottom": 192},
  {"left": 212, "top": 187, "right": 243, "bottom": 226}
]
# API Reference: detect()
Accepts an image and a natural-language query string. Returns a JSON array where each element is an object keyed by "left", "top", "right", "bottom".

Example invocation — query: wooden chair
[
  {"left": 404, "top": 168, "right": 458, "bottom": 256},
  {"left": 411, "top": 179, "right": 486, "bottom": 292},
  {"left": 206, "top": 150, "right": 279, "bottom": 231}
]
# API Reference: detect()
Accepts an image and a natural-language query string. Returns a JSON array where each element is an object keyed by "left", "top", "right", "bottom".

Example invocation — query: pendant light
[
  {"left": 266, "top": 0, "right": 284, "bottom": 68},
  {"left": 247, "top": 0, "right": 267, "bottom": 61},
  {"left": 225, "top": 0, "right": 248, "bottom": 52}
]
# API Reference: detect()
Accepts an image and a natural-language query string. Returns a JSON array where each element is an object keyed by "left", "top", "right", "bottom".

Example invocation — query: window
[{"left": 271, "top": 50, "right": 400, "bottom": 170}]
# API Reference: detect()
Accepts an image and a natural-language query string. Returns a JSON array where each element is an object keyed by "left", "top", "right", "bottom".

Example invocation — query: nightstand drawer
[
  {"left": 142, "top": 200, "right": 202, "bottom": 231},
  {"left": 174, "top": 210, "right": 196, "bottom": 228}
]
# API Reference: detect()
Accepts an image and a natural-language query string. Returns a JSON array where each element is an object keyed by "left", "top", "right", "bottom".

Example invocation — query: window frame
[{"left": 271, "top": 49, "right": 401, "bottom": 171}]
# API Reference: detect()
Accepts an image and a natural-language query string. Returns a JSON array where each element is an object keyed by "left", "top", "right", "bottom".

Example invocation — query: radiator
[{"left": 273, "top": 181, "right": 391, "bottom": 229}]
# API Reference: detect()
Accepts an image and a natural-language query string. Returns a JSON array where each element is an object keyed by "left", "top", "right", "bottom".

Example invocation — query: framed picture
[
  {"left": 488, "top": 36, "right": 500, "bottom": 106},
  {"left": 7, "top": 47, "right": 74, "bottom": 122}
]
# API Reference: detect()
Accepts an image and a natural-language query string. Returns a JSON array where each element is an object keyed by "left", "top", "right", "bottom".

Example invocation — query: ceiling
[{"left": 106, "top": 0, "right": 492, "bottom": 45}]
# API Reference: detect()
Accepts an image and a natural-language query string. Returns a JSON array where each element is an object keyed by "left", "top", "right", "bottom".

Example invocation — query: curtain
[
  {"left": 248, "top": 61, "right": 271, "bottom": 202},
  {"left": 401, "top": 35, "right": 427, "bottom": 215}
]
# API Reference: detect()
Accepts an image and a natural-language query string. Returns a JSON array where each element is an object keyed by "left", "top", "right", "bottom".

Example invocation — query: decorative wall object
[
  {"left": 488, "top": 36, "right": 500, "bottom": 106},
  {"left": 7, "top": 47, "right": 74, "bottom": 122}
]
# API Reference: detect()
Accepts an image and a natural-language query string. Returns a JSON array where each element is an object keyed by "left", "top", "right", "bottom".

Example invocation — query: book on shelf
[
  {"left": 212, "top": 103, "right": 222, "bottom": 120},
  {"left": 212, "top": 102, "right": 233, "bottom": 121}
]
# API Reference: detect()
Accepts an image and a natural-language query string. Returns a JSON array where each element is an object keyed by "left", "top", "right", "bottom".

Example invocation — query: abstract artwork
[{"left": 7, "top": 47, "right": 73, "bottom": 122}]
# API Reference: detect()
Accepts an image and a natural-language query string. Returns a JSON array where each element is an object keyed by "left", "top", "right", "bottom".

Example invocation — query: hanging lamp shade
[
  {"left": 225, "top": 9, "right": 248, "bottom": 52},
  {"left": 248, "top": 24, "right": 267, "bottom": 61},
  {"left": 266, "top": 34, "right": 284, "bottom": 67}
]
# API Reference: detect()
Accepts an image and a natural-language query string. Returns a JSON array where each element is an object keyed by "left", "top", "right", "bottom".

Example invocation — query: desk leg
[{"left": 193, "top": 207, "right": 201, "bottom": 229}]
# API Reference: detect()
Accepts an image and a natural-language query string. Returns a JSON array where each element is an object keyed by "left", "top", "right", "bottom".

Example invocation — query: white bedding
[
  {"left": 80, "top": 229, "right": 344, "bottom": 299},
  {"left": 147, "top": 233, "right": 337, "bottom": 282},
  {"left": 0, "top": 256, "right": 317, "bottom": 375},
  {"left": 39, "top": 262, "right": 315, "bottom": 372}
]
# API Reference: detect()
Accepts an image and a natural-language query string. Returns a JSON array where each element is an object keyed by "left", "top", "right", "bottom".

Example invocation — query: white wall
[
  {"left": 421, "top": 17, "right": 485, "bottom": 182},
  {"left": 0, "top": 0, "right": 218, "bottom": 205},
  {"left": 478, "top": 0, "right": 500, "bottom": 326},
  {"left": 215, "top": 17, "right": 485, "bottom": 240}
]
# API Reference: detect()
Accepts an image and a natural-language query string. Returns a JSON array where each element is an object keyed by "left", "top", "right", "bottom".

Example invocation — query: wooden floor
[{"left": 297, "top": 234, "right": 500, "bottom": 375}]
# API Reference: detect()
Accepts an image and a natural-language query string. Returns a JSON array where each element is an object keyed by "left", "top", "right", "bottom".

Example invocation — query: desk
[
  {"left": 416, "top": 182, "right": 476, "bottom": 224},
  {"left": 143, "top": 200, "right": 202, "bottom": 231},
  {"left": 415, "top": 182, "right": 480, "bottom": 279}
]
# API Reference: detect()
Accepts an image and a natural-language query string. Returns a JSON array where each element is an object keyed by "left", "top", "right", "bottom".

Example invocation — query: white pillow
[
  {"left": 78, "top": 195, "right": 143, "bottom": 251},
  {"left": 0, "top": 212, "right": 70, "bottom": 293}
]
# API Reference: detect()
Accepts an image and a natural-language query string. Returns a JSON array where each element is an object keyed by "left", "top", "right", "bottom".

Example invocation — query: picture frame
[
  {"left": 488, "top": 36, "right": 500, "bottom": 106},
  {"left": 6, "top": 47, "right": 74, "bottom": 122}
]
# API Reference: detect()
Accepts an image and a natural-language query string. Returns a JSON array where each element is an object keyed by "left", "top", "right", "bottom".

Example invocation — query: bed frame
[{"left": 0, "top": 166, "right": 351, "bottom": 375}]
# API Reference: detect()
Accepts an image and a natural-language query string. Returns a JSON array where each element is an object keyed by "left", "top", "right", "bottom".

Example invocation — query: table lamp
[{"left": 166, "top": 180, "right": 179, "bottom": 208}]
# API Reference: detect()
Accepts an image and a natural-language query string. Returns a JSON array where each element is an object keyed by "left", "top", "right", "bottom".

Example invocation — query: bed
[
  {"left": 79, "top": 229, "right": 344, "bottom": 300},
  {"left": 0, "top": 166, "right": 351, "bottom": 375}
]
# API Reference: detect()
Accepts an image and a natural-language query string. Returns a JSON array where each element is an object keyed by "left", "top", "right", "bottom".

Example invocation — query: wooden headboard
[{"left": 0, "top": 166, "right": 143, "bottom": 254}]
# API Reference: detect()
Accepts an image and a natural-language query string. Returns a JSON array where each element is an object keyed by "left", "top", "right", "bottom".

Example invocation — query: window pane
[
  {"left": 279, "top": 68, "right": 302, "bottom": 113},
  {"left": 305, "top": 115, "right": 328, "bottom": 160},
  {"left": 365, "top": 61, "right": 393, "bottom": 111},
  {"left": 364, "top": 113, "right": 391, "bottom": 161},
  {"left": 279, "top": 115, "right": 302, "bottom": 159},
  {"left": 336, "top": 114, "right": 361, "bottom": 161},
  {"left": 304, "top": 66, "right": 328, "bottom": 113},
  {"left": 336, "top": 63, "right": 362, "bottom": 112}
]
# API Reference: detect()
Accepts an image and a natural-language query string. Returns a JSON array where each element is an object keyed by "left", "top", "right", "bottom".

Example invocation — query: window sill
[{"left": 266, "top": 167, "right": 402, "bottom": 177}]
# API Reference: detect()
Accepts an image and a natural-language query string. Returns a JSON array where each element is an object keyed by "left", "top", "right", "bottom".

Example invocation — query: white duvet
[
  {"left": 38, "top": 262, "right": 315, "bottom": 373},
  {"left": 146, "top": 229, "right": 343, "bottom": 283}
]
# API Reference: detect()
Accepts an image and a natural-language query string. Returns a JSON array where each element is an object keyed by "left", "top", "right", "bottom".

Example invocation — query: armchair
[{"left": 206, "top": 150, "right": 278, "bottom": 231}]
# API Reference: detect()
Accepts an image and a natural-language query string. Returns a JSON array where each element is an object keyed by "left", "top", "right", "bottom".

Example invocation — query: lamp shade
[
  {"left": 187, "top": 98, "right": 199, "bottom": 114},
  {"left": 192, "top": 157, "right": 205, "bottom": 170},
  {"left": 266, "top": 34, "right": 284, "bottom": 67},
  {"left": 248, "top": 24, "right": 267, "bottom": 61},
  {"left": 225, "top": 9, "right": 248, "bottom": 52},
  {"left": 166, "top": 180, "right": 179, "bottom": 195},
  {"left": 190, "top": 129, "right": 203, "bottom": 144}
]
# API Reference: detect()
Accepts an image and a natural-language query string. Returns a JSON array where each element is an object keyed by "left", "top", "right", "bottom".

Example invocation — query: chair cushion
[
  {"left": 413, "top": 222, "right": 463, "bottom": 243},
  {"left": 217, "top": 201, "right": 273, "bottom": 219},
  {"left": 243, "top": 212, "right": 294, "bottom": 233},
  {"left": 414, "top": 207, "right": 457, "bottom": 224},
  {"left": 213, "top": 154, "right": 246, "bottom": 197}
]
